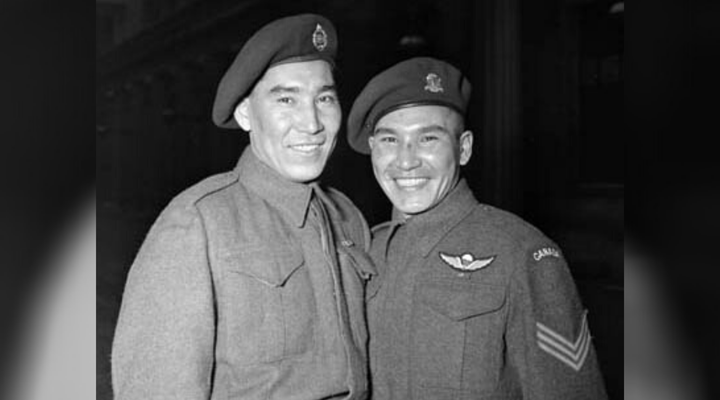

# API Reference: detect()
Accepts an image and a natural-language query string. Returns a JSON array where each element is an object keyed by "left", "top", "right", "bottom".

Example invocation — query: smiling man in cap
[
  {"left": 348, "top": 57, "right": 608, "bottom": 399},
  {"left": 112, "top": 14, "right": 375, "bottom": 400}
]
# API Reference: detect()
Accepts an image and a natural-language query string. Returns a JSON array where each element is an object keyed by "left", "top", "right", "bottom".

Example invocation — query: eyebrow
[
  {"left": 268, "top": 85, "right": 300, "bottom": 94},
  {"left": 373, "top": 124, "right": 450, "bottom": 135},
  {"left": 417, "top": 124, "right": 451, "bottom": 135},
  {"left": 373, "top": 127, "right": 397, "bottom": 135},
  {"left": 267, "top": 84, "right": 337, "bottom": 95}
]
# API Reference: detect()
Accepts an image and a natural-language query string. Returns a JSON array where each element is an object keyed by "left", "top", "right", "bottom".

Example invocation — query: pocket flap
[
  {"left": 224, "top": 245, "right": 305, "bottom": 287},
  {"left": 338, "top": 245, "right": 377, "bottom": 280},
  {"left": 418, "top": 280, "right": 506, "bottom": 321}
]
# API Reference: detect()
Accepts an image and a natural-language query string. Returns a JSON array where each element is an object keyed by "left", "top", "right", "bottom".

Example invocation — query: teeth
[
  {"left": 292, "top": 144, "right": 321, "bottom": 152},
  {"left": 395, "top": 178, "right": 428, "bottom": 188}
]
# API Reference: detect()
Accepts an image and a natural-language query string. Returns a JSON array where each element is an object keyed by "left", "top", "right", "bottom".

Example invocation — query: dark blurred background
[{"left": 97, "top": 0, "right": 623, "bottom": 399}]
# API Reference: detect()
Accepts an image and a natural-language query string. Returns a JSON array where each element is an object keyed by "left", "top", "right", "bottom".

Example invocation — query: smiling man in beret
[
  {"left": 348, "top": 57, "right": 608, "bottom": 399},
  {"left": 112, "top": 14, "right": 375, "bottom": 400}
]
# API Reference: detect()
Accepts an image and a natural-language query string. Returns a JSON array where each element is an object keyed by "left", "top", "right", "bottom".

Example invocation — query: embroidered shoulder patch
[
  {"left": 532, "top": 247, "right": 561, "bottom": 262},
  {"left": 536, "top": 311, "right": 591, "bottom": 371}
]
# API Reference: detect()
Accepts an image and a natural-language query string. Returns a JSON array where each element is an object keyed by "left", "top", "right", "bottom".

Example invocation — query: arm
[
  {"left": 506, "top": 243, "right": 608, "bottom": 400},
  {"left": 111, "top": 206, "right": 215, "bottom": 400}
]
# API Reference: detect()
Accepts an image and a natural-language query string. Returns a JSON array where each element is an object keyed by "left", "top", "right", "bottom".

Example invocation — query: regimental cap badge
[
  {"left": 312, "top": 23, "right": 328, "bottom": 51},
  {"left": 424, "top": 72, "right": 444, "bottom": 93}
]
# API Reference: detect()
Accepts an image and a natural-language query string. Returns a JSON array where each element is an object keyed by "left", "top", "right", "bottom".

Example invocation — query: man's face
[
  {"left": 369, "top": 105, "right": 472, "bottom": 217},
  {"left": 234, "top": 59, "right": 340, "bottom": 183}
]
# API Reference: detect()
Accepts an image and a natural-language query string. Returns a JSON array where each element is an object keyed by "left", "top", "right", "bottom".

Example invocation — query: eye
[
  {"left": 377, "top": 136, "right": 397, "bottom": 144},
  {"left": 317, "top": 93, "right": 338, "bottom": 105},
  {"left": 277, "top": 97, "right": 295, "bottom": 105},
  {"left": 420, "top": 134, "right": 440, "bottom": 143}
]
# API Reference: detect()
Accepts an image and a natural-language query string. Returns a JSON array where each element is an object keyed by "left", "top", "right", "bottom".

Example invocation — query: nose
[
  {"left": 297, "top": 103, "right": 323, "bottom": 135},
  {"left": 395, "top": 142, "right": 421, "bottom": 170}
]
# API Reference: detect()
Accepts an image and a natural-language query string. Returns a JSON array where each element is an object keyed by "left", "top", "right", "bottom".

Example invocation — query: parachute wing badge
[{"left": 439, "top": 252, "right": 496, "bottom": 272}]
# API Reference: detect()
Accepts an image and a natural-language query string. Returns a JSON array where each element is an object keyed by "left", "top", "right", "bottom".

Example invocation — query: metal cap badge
[
  {"left": 313, "top": 23, "right": 328, "bottom": 51},
  {"left": 424, "top": 73, "right": 444, "bottom": 93}
]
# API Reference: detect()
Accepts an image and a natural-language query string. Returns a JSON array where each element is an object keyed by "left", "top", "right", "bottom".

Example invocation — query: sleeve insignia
[
  {"left": 536, "top": 311, "right": 591, "bottom": 371},
  {"left": 532, "top": 246, "right": 561, "bottom": 262},
  {"left": 439, "top": 252, "right": 496, "bottom": 272}
]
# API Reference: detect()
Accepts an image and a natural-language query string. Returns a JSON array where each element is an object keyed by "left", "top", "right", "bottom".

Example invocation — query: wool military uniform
[
  {"left": 366, "top": 179, "right": 607, "bottom": 399},
  {"left": 346, "top": 57, "right": 608, "bottom": 399},
  {"left": 112, "top": 13, "right": 376, "bottom": 400},
  {"left": 112, "top": 148, "right": 375, "bottom": 399}
]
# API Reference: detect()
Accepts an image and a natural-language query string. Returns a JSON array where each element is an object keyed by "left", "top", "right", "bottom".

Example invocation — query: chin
[
  {"left": 286, "top": 166, "right": 323, "bottom": 183},
  {"left": 394, "top": 201, "right": 431, "bottom": 216}
]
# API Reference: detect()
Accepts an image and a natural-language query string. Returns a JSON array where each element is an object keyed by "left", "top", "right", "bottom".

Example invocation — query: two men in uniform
[{"left": 112, "top": 13, "right": 608, "bottom": 400}]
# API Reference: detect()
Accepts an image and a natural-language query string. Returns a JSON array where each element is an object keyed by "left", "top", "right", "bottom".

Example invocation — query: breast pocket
[
  {"left": 221, "top": 245, "right": 316, "bottom": 364},
  {"left": 412, "top": 279, "right": 506, "bottom": 393}
]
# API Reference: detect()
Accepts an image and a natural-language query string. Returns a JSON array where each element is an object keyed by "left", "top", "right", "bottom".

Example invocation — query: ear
[
  {"left": 368, "top": 135, "right": 376, "bottom": 151},
  {"left": 233, "top": 97, "right": 252, "bottom": 132},
  {"left": 459, "top": 130, "right": 473, "bottom": 166}
]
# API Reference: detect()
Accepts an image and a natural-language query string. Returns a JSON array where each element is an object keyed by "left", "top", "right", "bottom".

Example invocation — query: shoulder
[
  {"left": 149, "top": 170, "right": 240, "bottom": 233},
  {"left": 476, "top": 208, "right": 575, "bottom": 301},
  {"left": 462, "top": 204, "right": 565, "bottom": 274},
  {"left": 126, "top": 173, "right": 242, "bottom": 282},
  {"left": 171, "top": 171, "right": 240, "bottom": 209},
  {"left": 468, "top": 203, "right": 554, "bottom": 249},
  {"left": 164, "top": 171, "right": 239, "bottom": 215}
]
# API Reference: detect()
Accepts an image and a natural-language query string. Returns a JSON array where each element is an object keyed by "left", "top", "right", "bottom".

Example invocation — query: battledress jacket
[
  {"left": 111, "top": 148, "right": 376, "bottom": 400},
  {"left": 366, "top": 179, "right": 608, "bottom": 400}
]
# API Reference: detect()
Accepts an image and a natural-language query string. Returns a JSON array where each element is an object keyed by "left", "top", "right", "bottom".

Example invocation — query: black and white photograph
[
  {"left": 4, "top": 0, "right": 720, "bottom": 399},
  {"left": 96, "top": 0, "right": 625, "bottom": 399}
]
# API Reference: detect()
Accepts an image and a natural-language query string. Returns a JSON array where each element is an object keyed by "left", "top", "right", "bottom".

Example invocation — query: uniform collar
[
  {"left": 397, "top": 178, "right": 477, "bottom": 258},
  {"left": 236, "top": 147, "right": 319, "bottom": 228},
  {"left": 373, "top": 215, "right": 408, "bottom": 262}
]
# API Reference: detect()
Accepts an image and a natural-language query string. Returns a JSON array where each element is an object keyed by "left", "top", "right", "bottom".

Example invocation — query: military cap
[
  {"left": 212, "top": 14, "right": 338, "bottom": 129},
  {"left": 347, "top": 57, "right": 472, "bottom": 154}
]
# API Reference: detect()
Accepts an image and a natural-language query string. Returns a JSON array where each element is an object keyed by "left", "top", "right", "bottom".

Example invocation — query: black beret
[
  {"left": 212, "top": 14, "right": 338, "bottom": 129},
  {"left": 347, "top": 57, "right": 471, "bottom": 154}
]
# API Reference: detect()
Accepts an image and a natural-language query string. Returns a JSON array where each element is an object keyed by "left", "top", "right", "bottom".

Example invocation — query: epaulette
[{"left": 169, "top": 170, "right": 240, "bottom": 209}]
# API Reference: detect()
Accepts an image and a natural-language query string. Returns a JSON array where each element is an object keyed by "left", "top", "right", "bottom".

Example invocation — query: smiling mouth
[
  {"left": 289, "top": 143, "right": 323, "bottom": 153},
  {"left": 394, "top": 177, "right": 429, "bottom": 189}
]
